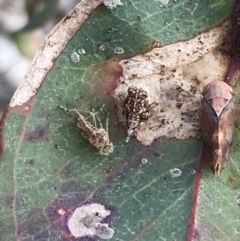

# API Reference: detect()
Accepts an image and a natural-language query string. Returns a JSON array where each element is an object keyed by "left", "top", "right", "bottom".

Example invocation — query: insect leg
[
  {"left": 95, "top": 113, "right": 103, "bottom": 129},
  {"left": 105, "top": 112, "right": 109, "bottom": 132}
]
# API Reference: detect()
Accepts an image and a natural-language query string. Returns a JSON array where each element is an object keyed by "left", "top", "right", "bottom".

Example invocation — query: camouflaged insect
[
  {"left": 199, "top": 80, "right": 235, "bottom": 175},
  {"left": 70, "top": 108, "right": 114, "bottom": 156},
  {"left": 120, "top": 86, "right": 155, "bottom": 142}
]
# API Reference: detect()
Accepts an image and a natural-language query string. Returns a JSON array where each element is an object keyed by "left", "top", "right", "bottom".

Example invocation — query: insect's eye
[
  {"left": 128, "top": 86, "right": 135, "bottom": 93},
  {"left": 129, "top": 91, "right": 136, "bottom": 97},
  {"left": 139, "top": 93, "right": 147, "bottom": 99}
]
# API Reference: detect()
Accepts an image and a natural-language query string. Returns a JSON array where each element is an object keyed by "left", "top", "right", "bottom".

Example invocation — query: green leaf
[{"left": 0, "top": 0, "right": 236, "bottom": 240}]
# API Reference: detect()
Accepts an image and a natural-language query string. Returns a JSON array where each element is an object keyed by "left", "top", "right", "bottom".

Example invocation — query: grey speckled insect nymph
[
  {"left": 120, "top": 86, "right": 156, "bottom": 142},
  {"left": 63, "top": 106, "right": 114, "bottom": 156}
]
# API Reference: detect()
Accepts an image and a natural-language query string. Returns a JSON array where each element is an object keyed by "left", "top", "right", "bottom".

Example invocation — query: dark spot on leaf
[
  {"left": 229, "top": 176, "right": 237, "bottom": 185},
  {"left": 45, "top": 181, "right": 91, "bottom": 223},
  {"left": 108, "top": 27, "right": 114, "bottom": 33},
  {"left": 0, "top": 107, "right": 9, "bottom": 156},
  {"left": 5, "top": 195, "right": 14, "bottom": 209},
  {"left": 27, "top": 159, "right": 34, "bottom": 165},
  {"left": 103, "top": 167, "right": 113, "bottom": 174},
  {"left": 24, "top": 126, "right": 49, "bottom": 142},
  {"left": 18, "top": 209, "right": 48, "bottom": 240},
  {"left": 176, "top": 103, "right": 183, "bottom": 109},
  {"left": 136, "top": 15, "right": 141, "bottom": 22},
  {"left": 230, "top": 2, "right": 240, "bottom": 62},
  {"left": 193, "top": 228, "right": 201, "bottom": 239}
]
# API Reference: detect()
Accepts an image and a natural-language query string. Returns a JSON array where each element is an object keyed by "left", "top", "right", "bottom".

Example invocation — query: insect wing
[
  {"left": 217, "top": 98, "right": 235, "bottom": 160},
  {"left": 200, "top": 98, "right": 219, "bottom": 152},
  {"left": 200, "top": 96, "right": 235, "bottom": 174}
]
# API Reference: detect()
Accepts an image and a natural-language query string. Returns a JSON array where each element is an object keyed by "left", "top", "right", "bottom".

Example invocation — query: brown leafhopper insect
[
  {"left": 71, "top": 108, "right": 114, "bottom": 156},
  {"left": 199, "top": 80, "right": 235, "bottom": 175},
  {"left": 60, "top": 105, "right": 114, "bottom": 156}
]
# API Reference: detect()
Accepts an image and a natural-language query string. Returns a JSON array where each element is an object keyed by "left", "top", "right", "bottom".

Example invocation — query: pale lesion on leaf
[{"left": 113, "top": 20, "right": 231, "bottom": 146}]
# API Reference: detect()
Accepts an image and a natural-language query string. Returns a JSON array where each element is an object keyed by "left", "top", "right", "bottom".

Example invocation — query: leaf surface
[{"left": 0, "top": 0, "right": 237, "bottom": 240}]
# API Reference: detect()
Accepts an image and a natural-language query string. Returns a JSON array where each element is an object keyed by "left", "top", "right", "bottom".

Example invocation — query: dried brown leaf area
[{"left": 114, "top": 21, "right": 231, "bottom": 145}]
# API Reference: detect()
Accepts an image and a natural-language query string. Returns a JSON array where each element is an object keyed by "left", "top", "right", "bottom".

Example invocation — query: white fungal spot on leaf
[
  {"left": 67, "top": 203, "right": 114, "bottom": 239},
  {"left": 103, "top": 0, "right": 123, "bottom": 9},
  {"left": 113, "top": 21, "right": 230, "bottom": 145},
  {"left": 70, "top": 52, "right": 80, "bottom": 63}
]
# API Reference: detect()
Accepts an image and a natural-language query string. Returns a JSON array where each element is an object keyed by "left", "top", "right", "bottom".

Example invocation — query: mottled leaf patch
[
  {"left": 17, "top": 209, "right": 48, "bottom": 240},
  {"left": 43, "top": 181, "right": 116, "bottom": 240},
  {"left": 0, "top": 0, "right": 236, "bottom": 240},
  {"left": 114, "top": 21, "right": 231, "bottom": 145},
  {"left": 24, "top": 125, "right": 49, "bottom": 142},
  {"left": 45, "top": 181, "right": 92, "bottom": 223}
]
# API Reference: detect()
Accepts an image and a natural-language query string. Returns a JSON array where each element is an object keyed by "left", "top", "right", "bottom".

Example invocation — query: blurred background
[{"left": 0, "top": 0, "right": 80, "bottom": 116}]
